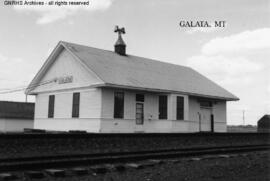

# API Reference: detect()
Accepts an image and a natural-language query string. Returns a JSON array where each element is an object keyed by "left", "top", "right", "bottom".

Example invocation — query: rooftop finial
[
  {"left": 114, "top": 26, "right": 126, "bottom": 55},
  {"left": 114, "top": 26, "right": 125, "bottom": 36}
]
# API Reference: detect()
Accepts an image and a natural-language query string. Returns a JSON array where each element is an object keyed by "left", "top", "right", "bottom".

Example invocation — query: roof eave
[
  {"left": 97, "top": 83, "right": 240, "bottom": 101},
  {"left": 25, "top": 41, "right": 106, "bottom": 95},
  {"left": 25, "top": 41, "right": 65, "bottom": 95}
]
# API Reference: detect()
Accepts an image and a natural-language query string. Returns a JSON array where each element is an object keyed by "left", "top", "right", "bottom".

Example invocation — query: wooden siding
[
  {"left": 100, "top": 89, "right": 226, "bottom": 133},
  {"left": 34, "top": 88, "right": 101, "bottom": 132},
  {"left": 31, "top": 49, "right": 102, "bottom": 94}
]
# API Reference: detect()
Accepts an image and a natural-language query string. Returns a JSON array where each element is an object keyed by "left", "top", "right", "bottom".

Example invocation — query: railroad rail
[{"left": 0, "top": 144, "right": 269, "bottom": 172}]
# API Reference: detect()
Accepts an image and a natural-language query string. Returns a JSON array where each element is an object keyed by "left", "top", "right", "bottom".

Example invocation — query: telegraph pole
[{"left": 242, "top": 110, "right": 245, "bottom": 125}]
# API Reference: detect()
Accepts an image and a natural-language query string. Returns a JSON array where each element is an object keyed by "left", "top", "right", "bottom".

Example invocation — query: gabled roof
[
  {"left": 0, "top": 101, "right": 34, "bottom": 120},
  {"left": 26, "top": 41, "right": 239, "bottom": 101},
  {"left": 258, "top": 115, "right": 270, "bottom": 122}
]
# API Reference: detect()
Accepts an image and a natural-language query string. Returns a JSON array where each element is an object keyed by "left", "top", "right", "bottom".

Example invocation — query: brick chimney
[{"left": 114, "top": 26, "right": 126, "bottom": 56}]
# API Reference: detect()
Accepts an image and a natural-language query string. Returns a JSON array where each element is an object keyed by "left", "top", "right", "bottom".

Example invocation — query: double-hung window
[
  {"left": 176, "top": 96, "right": 184, "bottom": 120},
  {"left": 114, "top": 92, "right": 124, "bottom": 118},
  {"left": 136, "top": 94, "right": 144, "bottom": 125},
  {"left": 72, "top": 92, "right": 80, "bottom": 118},
  {"left": 159, "top": 95, "right": 167, "bottom": 119},
  {"left": 48, "top": 95, "right": 55, "bottom": 118}
]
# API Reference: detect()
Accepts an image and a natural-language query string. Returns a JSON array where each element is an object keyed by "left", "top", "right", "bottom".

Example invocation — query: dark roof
[{"left": 0, "top": 101, "right": 34, "bottom": 120}]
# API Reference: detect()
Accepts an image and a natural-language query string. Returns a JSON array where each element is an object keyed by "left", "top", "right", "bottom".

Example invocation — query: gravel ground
[{"left": 25, "top": 150, "right": 269, "bottom": 181}]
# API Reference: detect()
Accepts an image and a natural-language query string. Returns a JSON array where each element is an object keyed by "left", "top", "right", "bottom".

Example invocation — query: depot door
[
  {"left": 134, "top": 103, "right": 144, "bottom": 132},
  {"left": 136, "top": 103, "right": 144, "bottom": 125},
  {"left": 200, "top": 108, "right": 211, "bottom": 132}
]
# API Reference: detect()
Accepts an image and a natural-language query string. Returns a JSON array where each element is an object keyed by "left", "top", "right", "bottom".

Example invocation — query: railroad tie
[
  {"left": 140, "top": 161, "right": 156, "bottom": 167},
  {"left": 167, "top": 159, "right": 181, "bottom": 163},
  {"left": 148, "top": 159, "right": 164, "bottom": 164},
  {"left": 71, "top": 167, "right": 88, "bottom": 176},
  {"left": 24, "top": 171, "right": 45, "bottom": 179},
  {"left": 113, "top": 164, "right": 126, "bottom": 172},
  {"left": 190, "top": 157, "right": 202, "bottom": 161},
  {"left": 104, "top": 164, "right": 126, "bottom": 172},
  {"left": 0, "top": 173, "right": 17, "bottom": 181},
  {"left": 45, "top": 169, "right": 66, "bottom": 177},
  {"left": 218, "top": 154, "right": 230, "bottom": 158},
  {"left": 125, "top": 163, "right": 143, "bottom": 169},
  {"left": 90, "top": 165, "right": 108, "bottom": 174},
  {"left": 200, "top": 155, "right": 220, "bottom": 160}
]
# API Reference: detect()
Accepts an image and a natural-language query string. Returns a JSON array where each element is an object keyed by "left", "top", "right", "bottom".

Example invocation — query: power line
[{"left": 0, "top": 78, "right": 57, "bottom": 94}]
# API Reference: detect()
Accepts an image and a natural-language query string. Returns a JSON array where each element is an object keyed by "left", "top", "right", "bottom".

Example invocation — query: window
[
  {"left": 136, "top": 103, "right": 144, "bottom": 125},
  {"left": 114, "top": 92, "right": 124, "bottom": 118},
  {"left": 48, "top": 95, "right": 55, "bottom": 118},
  {"left": 136, "top": 94, "right": 144, "bottom": 102},
  {"left": 159, "top": 95, "right": 167, "bottom": 119},
  {"left": 177, "top": 96, "right": 184, "bottom": 120},
  {"left": 72, "top": 92, "right": 80, "bottom": 118},
  {"left": 211, "top": 114, "right": 214, "bottom": 132}
]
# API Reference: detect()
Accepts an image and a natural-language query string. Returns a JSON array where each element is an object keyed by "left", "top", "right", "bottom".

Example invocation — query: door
[
  {"left": 200, "top": 108, "right": 211, "bottom": 132},
  {"left": 136, "top": 103, "right": 144, "bottom": 125}
]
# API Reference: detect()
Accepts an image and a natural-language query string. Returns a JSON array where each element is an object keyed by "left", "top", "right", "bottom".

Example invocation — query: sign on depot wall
[{"left": 58, "top": 76, "right": 73, "bottom": 84}]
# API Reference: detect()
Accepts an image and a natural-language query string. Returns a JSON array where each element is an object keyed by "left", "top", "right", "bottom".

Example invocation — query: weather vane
[
  {"left": 114, "top": 25, "right": 126, "bottom": 55},
  {"left": 114, "top": 25, "right": 125, "bottom": 36}
]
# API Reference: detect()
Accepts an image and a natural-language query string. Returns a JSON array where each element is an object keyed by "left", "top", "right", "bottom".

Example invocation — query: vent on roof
[{"left": 114, "top": 26, "right": 126, "bottom": 56}]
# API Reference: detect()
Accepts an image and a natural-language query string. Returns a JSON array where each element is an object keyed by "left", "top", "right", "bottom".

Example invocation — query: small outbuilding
[
  {"left": 0, "top": 101, "right": 34, "bottom": 132},
  {"left": 257, "top": 114, "right": 270, "bottom": 132}
]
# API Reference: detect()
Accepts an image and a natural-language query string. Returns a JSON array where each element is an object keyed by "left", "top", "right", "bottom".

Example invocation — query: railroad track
[{"left": 0, "top": 144, "right": 269, "bottom": 172}]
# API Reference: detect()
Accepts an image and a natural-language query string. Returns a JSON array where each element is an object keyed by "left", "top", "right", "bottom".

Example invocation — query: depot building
[{"left": 25, "top": 29, "right": 238, "bottom": 133}]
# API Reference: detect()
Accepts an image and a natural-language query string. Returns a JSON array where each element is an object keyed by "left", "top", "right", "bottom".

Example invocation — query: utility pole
[
  {"left": 242, "top": 110, "right": 245, "bottom": 125},
  {"left": 25, "top": 94, "right": 28, "bottom": 103}
]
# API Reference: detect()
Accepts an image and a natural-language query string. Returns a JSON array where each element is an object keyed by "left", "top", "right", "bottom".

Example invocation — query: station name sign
[{"left": 58, "top": 76, "right": 73, "bottom": 84}]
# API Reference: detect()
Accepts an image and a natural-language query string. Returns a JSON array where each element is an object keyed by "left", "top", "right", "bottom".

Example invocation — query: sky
[{"left": 0, "top": 0, "right": 269, "bottom": 125}]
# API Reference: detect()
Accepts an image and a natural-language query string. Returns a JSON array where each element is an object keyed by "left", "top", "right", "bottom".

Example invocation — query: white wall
[
  {"left": 101, "top": 88, "right": 161, "bottom": 132},
  {"left": 32, "top": 48, "right": 104, "bottom": 132},
  {"left": 34, "top": 87, "right": 227, "bottom": 133},
  {"left": 189, "top": 96, "right": 227, "bottom": 132},
  {"left": 34, "top": 88, "right": 101, "bottom": 132},
  {"left": 100, "top": 89, "right": 227, "bottom": 133},
  {"left": 31, "top": 49, "right": 102, "bottom": 94},
  {"left": 100, "top": 88, "right": 194, "bottom": 133},
  {"left": 0, "top": 119, "right": 33, "bottom": 132},
  {"left": 213, "top": 101, "right": 227, "bottom": 132}
]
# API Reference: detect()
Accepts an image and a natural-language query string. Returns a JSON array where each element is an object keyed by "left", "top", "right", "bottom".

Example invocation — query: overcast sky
[{"left": 0, "top": 0, "right": 269, "bottom": 125}]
